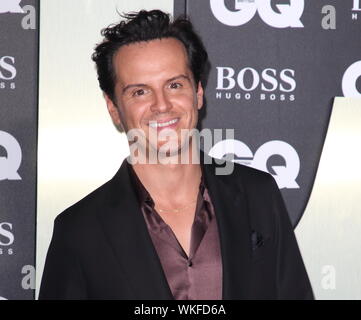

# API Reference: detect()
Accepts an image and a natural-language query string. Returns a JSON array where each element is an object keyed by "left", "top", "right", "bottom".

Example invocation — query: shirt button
[{"left": 187, "top": 260, "right": 193, "bottom": 267}]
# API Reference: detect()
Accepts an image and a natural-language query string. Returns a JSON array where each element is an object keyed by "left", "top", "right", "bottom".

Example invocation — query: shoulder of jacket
[
  {"left": 208, "top": 157, "right": 277, "bottom": 191},
  {"left": 53, "top": 177, "right": 114, "bottom": 230}
]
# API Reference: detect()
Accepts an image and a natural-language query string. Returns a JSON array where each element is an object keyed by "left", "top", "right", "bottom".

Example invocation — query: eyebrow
[
  {"left": 121, "top": 74, "right": 191, "bottom": 95},
  {"left": 121, "top": 83, "right": 146, "bottom": 95},
  {"left": 168, "top": 74, "right": 191, "bottom": 83}
]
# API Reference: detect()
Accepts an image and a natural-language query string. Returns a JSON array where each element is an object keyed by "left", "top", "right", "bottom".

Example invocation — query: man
[{"left": 39, "top": 10, "right": 313, "bottom": 300}]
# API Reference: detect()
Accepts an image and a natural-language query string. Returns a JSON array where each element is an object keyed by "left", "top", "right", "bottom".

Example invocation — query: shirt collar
[{"left": 127, "top": 162, "right": 207, "bottom": 207}]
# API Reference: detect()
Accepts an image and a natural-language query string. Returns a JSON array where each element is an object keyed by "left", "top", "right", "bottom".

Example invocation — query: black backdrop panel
[
  {"left": 175, "top": 0, "right": 361, "bottom": 226},
  {"left": 0, "top": 0, "right": 38, "bottom": 300}
]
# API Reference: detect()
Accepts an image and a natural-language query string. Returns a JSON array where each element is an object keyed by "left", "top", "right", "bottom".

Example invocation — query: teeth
[{"left": 149, "top": 118, "right": 178, "bottom": 128}]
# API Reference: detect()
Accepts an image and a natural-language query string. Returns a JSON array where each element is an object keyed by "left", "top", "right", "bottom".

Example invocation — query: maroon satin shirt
[{"left": 128, "top": 164, "right": 223, "bottom": 300}]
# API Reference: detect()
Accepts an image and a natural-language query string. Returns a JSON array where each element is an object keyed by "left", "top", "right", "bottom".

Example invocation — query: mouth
[{"left": 148, "top": 118, "right": 180, "bottom": 130}]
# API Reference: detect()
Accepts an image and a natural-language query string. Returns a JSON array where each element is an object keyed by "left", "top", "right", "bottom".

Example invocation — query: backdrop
[
  {"left": 1, "top": 0, "right": 360, "bottom": 300},
  {"left": 174, "top": 0, "right": 361, "bottom": 299},
  {"left": 0, "top": 0, "right": 38, "bottom": 300}
]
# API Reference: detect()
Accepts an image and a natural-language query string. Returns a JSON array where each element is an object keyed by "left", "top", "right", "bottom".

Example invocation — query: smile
[{"left": 148, "top": 118, "right": 179, "bottom": 128}]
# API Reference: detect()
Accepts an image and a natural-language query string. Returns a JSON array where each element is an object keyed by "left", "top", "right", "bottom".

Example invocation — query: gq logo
[
  {"left": 353, "top": 0, "right": 361, "bottom": 11},
  {"left": 209, "top": 139, "right": 300, "bottom": 189},
  {"left": 0, "top": 0, "right": 23, "bottom": 13},
  {"left": 210, "top": 0, "right": 304, "bottom": 28},
  {"left": 0, "top": 1, "right": 36, "bottom": 30},
  {"left": 342, "top": 60, "right": 361, "bottom": 97},
  {"left": 0, "top": 131, "right": 22, "bottom": 180}
]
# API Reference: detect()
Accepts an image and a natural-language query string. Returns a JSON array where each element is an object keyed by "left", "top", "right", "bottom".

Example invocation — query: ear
[
  {"left": 103, "top": 93, "right": 124, "bottom": 130},
  {"left": 196, "top": 82, "right": 204, "bottom": 110}
]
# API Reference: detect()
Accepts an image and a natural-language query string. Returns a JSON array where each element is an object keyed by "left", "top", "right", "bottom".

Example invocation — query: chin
[
  {"left": 157, "top": 140, "right": 181, "bottom": 155},
  {"left": 158, "top": 148, "right": 180, "bottom": 159}
]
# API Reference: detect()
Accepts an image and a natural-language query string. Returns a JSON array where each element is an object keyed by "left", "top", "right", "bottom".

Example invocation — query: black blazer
[{"left": 39, "top": 156, "right": 314, "bottom": 300}]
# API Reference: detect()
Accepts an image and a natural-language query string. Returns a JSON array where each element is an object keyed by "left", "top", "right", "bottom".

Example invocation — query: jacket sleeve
[
  {"left": 38, "top": 217, "right": 87, "bottom": 300},
  {"left": 270, "top": 177, "right": 314, "bottom": 300}
]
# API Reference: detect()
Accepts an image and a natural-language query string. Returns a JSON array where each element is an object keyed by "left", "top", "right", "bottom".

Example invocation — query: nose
[{"left": 150, "top": 89, "right": 172, "bottom": 113}]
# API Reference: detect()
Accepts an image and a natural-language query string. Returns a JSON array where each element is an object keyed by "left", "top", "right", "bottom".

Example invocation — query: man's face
[{"left": 105, "top": 38, "right": 204, "bottom": 157}]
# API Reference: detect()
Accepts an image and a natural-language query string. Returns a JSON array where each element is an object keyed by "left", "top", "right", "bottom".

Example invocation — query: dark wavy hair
[{"left": 91, "top": 10, "right": 209, "bottom": 103}]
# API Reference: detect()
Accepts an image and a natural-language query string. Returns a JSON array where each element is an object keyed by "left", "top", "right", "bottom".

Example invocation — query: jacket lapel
[
  {"left": 96, "top": 159, "right": 173, "bottom": 299},
  {"left": 203, "top": 160, "right": 253, "bottom": 299},
  {"left": 96, "top": 155, "right": 252, "bottom": 300}
]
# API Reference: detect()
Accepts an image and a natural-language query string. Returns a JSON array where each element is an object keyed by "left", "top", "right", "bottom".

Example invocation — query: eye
[
  {"left": 169, "top": 82, "right": 182, "bottom": 89},
  {"left": 132, "top": 89, "right": 145, "bottom": 97}
]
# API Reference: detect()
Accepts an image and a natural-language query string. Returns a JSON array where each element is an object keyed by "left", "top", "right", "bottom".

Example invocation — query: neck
[{"left": 131, "top": 150, "right": 202, "bottom": 204}]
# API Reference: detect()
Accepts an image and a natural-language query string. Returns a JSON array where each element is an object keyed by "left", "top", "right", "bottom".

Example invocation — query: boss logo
[
  {"left": 0, "top": 131, "right": 22, "bottom": 181},
  {"left": 209, "top": 139, "right": 300, "bottom": 189},
  {"left": 0, "top": 56, "right": 16, "bottom": 89},
  {"left": 216, "top": 66, "right": 296, "bottom": 101},
  {"left": 0, "top": 56, "right": 16, "bottom": 80},
  {"left": 0, "top": 222, "right": 14, "bottom": 246},
  {"left": 210, "top": 0, "right": 304, "bottom": 28},
  {"left": 342, "top": 60, "right": 361, "bottom": 97},
  {"left": 0, "top": 222, "right": 14, "bottom": 255},
  {"left": 216, "top": 67, "right": 296, "bottom": 92}
]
